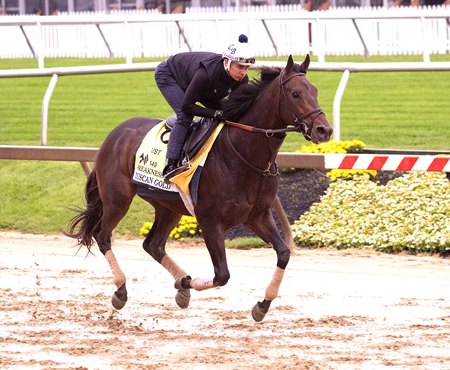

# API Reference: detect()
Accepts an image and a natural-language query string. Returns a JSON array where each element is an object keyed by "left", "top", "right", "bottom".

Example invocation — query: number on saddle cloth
[{"left": 161, "top": 115, "right": 220, "bottom": 161}]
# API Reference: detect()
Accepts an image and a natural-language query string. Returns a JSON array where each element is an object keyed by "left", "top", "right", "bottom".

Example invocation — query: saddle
[{"left": 161, "top": 115, "right": 220, "bottom": 162}]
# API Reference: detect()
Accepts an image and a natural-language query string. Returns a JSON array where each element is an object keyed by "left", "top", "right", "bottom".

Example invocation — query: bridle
[
  {"left": 278, "top": 70, "right": 324, "bottom": 141},
  {"left": 224, "top": 69, "right": 325, "bottom": 176},
  {"left": 223, "top": 70, "right": 324, "bottom": 141}
]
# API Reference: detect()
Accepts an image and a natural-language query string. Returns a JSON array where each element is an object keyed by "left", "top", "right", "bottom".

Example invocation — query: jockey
[{"left": 154, "top": 34, "right": 256, "bottom": 183}]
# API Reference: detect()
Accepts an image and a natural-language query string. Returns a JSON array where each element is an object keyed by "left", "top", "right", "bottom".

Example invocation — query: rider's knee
[{"left": 177, "top": 112, "right": 193, "bottom": 128}]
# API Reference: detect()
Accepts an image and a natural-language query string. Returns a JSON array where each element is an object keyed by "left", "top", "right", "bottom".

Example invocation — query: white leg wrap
[
  {"left": 161, "top": 255, "right": 188, "bottom": 281},
  {"left": 264, "top": 267, "right": 285, "bottom": 301},
  {"left": 105, "top": 250, "right": 126, "bottom": 288},
  {"left": 190, "top": 278, "right": 215, "bottom": 291}
]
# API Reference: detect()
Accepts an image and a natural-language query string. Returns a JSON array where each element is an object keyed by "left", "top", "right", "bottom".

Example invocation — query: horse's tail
[
  {"left": 273, "top": 195, "right": 297, "bottom": 254},
  {"left": 65, "top": 169, "right": 103, "bottom": 250}
]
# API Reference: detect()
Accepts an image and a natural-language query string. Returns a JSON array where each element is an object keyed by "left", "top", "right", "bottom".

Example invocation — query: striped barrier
[
  {"left": 276, "top": 153, "right": 450, "bottom": 172},
  {"left": 325, "top": 154, "right": 450, "bottom": 172}
]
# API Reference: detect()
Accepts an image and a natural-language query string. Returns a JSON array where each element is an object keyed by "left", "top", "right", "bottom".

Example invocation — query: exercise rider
[{"left": 154, "top": 34, "right": 256, "bottom": 183}]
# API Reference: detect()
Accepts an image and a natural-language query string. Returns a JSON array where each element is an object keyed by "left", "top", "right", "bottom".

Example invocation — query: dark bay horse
[{"left": 66, "top": 55, "right": 333, "bottom": 322}]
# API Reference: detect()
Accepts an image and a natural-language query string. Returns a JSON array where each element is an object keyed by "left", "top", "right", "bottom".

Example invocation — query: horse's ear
[
  {"left": 299, "top": 54, "right": 311, "bottom": 74},
  {"left": 285, "top": 55, "right": 294, "bottom": 73}
]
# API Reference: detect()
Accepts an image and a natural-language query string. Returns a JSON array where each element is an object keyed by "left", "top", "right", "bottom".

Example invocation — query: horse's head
[{"left": 278, "top": 55, "right": 333, "bottom": 144}]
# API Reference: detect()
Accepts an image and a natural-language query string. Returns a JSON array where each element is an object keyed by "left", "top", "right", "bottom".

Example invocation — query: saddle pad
[
  {"left": 132, "top": 121, "right": 178, "bottom": 193},
  {"left": 132, "top": 121, "right": 224, "bottom": 214}
]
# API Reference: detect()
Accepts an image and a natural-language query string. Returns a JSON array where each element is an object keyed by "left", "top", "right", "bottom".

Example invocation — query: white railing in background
[
  {"left": 0, "top": 5, "right": 449, "bottom": 66},
  {"left": 1, "top": 60, "right": 450, "bottom": 143}
]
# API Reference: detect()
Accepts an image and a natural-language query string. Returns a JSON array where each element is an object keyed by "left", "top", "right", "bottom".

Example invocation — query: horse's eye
[{"left": 292, "top": 91, "right": 300, "bottom": 99}]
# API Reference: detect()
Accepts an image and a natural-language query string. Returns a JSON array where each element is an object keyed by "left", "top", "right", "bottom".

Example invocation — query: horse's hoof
[
  {"left": 175, "top": 289, "right": 191, "bottom": 309},
  {"left": 251, "top": 301, "right": 269, "bottom": 322},
  {"left": 111, "top": 292, "right": 127, "bottom": 310}
]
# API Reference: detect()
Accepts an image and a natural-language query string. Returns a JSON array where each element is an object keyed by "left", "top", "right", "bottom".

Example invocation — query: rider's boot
[{"left": 163, "top": 158, "right": 181, "bottom": 183}]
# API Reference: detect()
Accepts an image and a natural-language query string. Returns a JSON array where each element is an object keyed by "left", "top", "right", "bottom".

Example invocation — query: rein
[
  {"left": 223, "top": 119, "right": 300, "bottom": 137},
  {"left": 226, "top": 125, "right": 279, "bottom": 177}
]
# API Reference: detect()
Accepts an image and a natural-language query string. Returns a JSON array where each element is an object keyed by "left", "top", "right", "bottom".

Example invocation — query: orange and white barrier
[
  {"left": 276, "top": 153, "right": 450, "bottom": 172},
  {"left": 325, "top": 154, "right": 450, "bottom": 172}
]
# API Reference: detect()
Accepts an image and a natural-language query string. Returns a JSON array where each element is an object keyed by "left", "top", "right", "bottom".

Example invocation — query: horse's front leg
[{"left": 246, "top": 210, "right": 291, "bottom": 322}]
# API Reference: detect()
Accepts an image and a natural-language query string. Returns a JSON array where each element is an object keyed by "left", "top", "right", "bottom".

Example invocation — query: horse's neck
[
  {"left": 242, "top": 88, "right": 282, "bottom": 131},
  {"left": 223, "top": 86, "right": 286, "bottom": 167}
]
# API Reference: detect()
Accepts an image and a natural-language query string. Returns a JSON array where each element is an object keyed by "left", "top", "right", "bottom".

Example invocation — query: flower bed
[{"left": 292, "top": 172, "right": 450, "bottom": 255}]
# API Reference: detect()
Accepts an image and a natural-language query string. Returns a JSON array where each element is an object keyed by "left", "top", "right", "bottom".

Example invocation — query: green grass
[
  {"left": 225, "top": 237, "right": 269, "bottom": 249},
  {"left": 1, "top": 55, "right": 449, "bottom": 236}
]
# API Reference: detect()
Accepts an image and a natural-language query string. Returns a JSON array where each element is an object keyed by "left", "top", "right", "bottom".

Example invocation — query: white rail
[
  {"left": 2, "top": 60, "right": 450, "bottom": 143},
  {"left": 1, "top": 146, "right": 449, "bottom": 174},
  {"left": 0, "top": 6, "right": 449, "bottom": 65}
]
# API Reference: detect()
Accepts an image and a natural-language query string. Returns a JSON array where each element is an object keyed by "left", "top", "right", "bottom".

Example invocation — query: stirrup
[{"left": 163, "top": 164, "right": 189, "bottom": 184}]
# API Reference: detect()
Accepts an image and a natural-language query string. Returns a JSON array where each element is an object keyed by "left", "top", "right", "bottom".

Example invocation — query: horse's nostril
[{"left": 317, "top": 126, "right": 332, "bottom": 136}]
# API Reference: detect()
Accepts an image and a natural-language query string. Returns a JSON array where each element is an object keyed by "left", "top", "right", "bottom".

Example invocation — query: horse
[{"left": 66, "top": 55, "right": 333, "bottom": 322}]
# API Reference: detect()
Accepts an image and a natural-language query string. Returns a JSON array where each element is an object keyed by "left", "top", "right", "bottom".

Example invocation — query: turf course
[{"left": 0, "top": 55, "right": 449, "bottom": 236}]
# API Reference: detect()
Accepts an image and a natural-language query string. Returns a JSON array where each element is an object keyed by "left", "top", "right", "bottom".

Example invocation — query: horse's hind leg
[
  {"left": 95, "top": 182, "right": 135, "bottom": 310},
  {"left": 142, "top": 205, "right": 191, "bottom": 308}
]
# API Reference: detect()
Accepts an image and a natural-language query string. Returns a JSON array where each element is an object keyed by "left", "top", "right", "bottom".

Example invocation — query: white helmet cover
[{"left": 223, "top": 34, "right": 256, "bottom": 66}]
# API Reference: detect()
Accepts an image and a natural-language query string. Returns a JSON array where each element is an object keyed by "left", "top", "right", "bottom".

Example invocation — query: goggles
[{"left": 231, "top": 57, "right": 256, "bottom": 65}]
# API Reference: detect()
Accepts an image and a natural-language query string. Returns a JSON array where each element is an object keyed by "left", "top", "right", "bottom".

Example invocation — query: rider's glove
[{"left": 213, "top": 110, "right": 227, "bottom": 122}]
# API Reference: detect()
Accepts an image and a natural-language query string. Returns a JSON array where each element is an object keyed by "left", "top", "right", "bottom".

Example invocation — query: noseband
[{"left": 278, "top": 70, "right": 324, "bottom": 141}]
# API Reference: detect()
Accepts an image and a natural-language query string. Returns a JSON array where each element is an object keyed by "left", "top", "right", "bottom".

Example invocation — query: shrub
[
  {"left": 292, "top": 172, "right": 450, "bottom": 255},
  {"left": 326, "top": 168, "right": 377, "bottom": 182},
  {"left": 140, "top": 215, "right": 202, "bottom": 241}
]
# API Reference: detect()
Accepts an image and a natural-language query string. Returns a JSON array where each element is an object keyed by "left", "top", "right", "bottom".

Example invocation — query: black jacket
[{"left": 166, "top": 52, "right": 248, "bottom": 118}]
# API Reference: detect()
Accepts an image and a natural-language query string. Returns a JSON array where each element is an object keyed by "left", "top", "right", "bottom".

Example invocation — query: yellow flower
[{"left": 141, "top": 215, "right": 202, "bottom": 241}]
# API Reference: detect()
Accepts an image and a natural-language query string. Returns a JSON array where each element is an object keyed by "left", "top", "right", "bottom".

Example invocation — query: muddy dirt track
[{"left": 1, "top": 232, "right": 449, "bottom": 369}]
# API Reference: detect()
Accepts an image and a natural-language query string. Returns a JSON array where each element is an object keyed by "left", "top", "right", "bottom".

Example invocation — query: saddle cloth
[{"left": 132, "top": 120, "right": 224, "bottom": 215}]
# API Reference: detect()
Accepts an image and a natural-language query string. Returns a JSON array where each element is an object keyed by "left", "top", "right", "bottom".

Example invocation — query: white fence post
[
  {"left": 125, "top": 21, "right": 132, "bottom": 64},
  {"left": 332, "top": 69, "right": 350, "bottom": 142},
  {"left": 41, "top": 74, "right": 59, "bottom": 145},
  {"left": 316, "top": 18, "right": 326, "bottom": 63},
  {"left": 421, "top": 16, "right": 430, "bottom": 63},
  {"left": 37, "top": 22, "right": 45, "bottom": 69}
]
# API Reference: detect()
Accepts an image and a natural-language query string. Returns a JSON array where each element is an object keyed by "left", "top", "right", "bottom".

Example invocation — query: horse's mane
[
  {"left": 222, "top": 67, "right": 281, "bottom": 121},
  {"left": 223, "top": 62, "right": 306, "bottom": 121}
]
